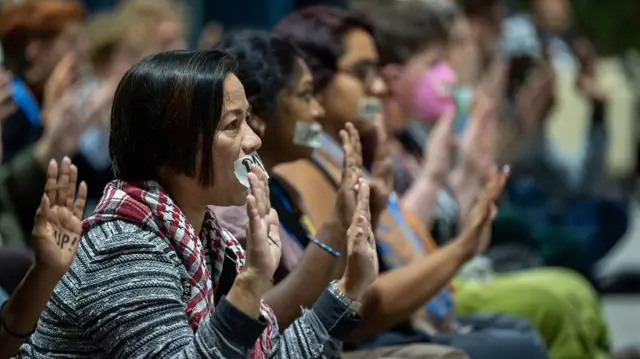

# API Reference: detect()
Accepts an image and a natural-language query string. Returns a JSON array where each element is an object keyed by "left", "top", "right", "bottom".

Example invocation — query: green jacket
[{"left": 0, "top": 146, "right": 47, "bottom": 248}]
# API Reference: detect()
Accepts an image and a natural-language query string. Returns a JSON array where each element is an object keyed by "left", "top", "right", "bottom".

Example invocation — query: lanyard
[
  {"left": 270, "top": 179, "right": 317, "bottom": 246},
  {"left": 312, "top": 131, "right": 454, "bottom": 324},
  {"left": 10, "top": 77, "right": 41, "bottom": 127}
]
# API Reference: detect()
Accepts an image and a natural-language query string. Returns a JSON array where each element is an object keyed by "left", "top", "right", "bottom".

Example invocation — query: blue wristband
[{"left": 310, "top": 237, "right": 341, "bottom": 257}]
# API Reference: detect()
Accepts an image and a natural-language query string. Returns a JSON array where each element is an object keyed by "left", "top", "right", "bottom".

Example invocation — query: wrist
[
  {"left": 451, "top": 233, "right": 477, "bottom": 263},
  {"left": 227, "top": 272, "right": 268, "bottom": 319},
  {"left": 335, "top": 277, "right": 365, "bottom": 302},
  {"left": 235, "top": 270, "right": 271, "bottom": 298}
]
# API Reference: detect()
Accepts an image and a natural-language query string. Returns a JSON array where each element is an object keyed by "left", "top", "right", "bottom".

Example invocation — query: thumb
[
  {"left": 34, "top": 194, "right": 50, "bottom": 231},
  {"left": 245, "top": 194, "right": 262, "bottom": 239}
]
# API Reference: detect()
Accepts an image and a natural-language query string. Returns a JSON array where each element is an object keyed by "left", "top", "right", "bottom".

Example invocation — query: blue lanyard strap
[
  {"left": 311, "top": 131, "right": 455, "bottom": 324},
  {"left": 10, "top": 77, "right": 41, "bottom": 127}
]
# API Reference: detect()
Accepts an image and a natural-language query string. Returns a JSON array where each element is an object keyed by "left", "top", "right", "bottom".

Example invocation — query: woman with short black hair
[{"left": 19, "top": 49, "right": 379, "bottom": 359}]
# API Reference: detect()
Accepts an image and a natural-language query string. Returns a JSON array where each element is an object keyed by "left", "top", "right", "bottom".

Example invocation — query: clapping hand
[
  {"left": 369, "top": 117, "right": 393, "bottom": 223},
  {"left": 336, "top": 179, "right": 378, "bottom": 301},
  {"left": 421, "top": 109, "right": 455, "bottom": 185},
  {"left": 243, "top": 165, "right": 282, "bottom": 293},
  {"left": 333, "top": 122, "right": 364, "bottom": 231},
  {"left": 37, "top": 54, "right": 118, "bottom": 162},
  {"left": 454, "top": 165, "right": 510, "bottom": 261},
  {"left": 32, "top": 157, "right": 88, "bottom": 277},
  {"left": 573, "top": 38, "right": 607, "bottom": 103}
]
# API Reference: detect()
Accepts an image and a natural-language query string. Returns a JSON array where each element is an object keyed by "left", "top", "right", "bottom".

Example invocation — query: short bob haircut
[
  {"left": 273, "top": 5, "right": 373, "bottom": 93},
  {"left": 217, "top": 30, "right": 305, "bottom": 121},
  {"left": 109, "top": 50, "right": 237, "bottom": 186}
]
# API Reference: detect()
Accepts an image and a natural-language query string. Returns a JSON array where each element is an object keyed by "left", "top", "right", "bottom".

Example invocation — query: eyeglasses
[{"left": 338, "top": 60, "right": 382, "bottom": 88}]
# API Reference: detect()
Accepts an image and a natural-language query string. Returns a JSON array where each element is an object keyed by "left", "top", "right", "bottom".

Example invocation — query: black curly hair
[{"left": 217, "top": 30, "right": 306, "bottom": 121}]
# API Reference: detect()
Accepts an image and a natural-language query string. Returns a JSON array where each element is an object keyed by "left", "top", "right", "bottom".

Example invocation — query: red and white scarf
[{"left": 83, "top": 180, "right": 276, "bottom": 358}]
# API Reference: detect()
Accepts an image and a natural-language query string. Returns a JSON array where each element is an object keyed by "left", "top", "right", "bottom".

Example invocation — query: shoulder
[
  {"left": 77, "top": 220, "right": 183, "bottom": 282},
  {"left": 212, "top": 205, "right": 247, "bottom": 244}
]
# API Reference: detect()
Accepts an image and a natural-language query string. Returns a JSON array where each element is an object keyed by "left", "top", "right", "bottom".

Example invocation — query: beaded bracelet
[
  {"left": 310, "top": 237, "right": 341, "bottom": 257},
  {"left": 0, "top": 301, "right": 36, "bottom": 338}
]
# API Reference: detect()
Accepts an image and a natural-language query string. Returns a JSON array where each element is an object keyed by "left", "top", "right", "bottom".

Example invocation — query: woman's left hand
[
  {"left": 369, "top": 117, "right": 393, "bottom": 221},
  {"left": 32, "top": 157, "right": 88, "bottom": 277},
  {"left": 244, "top": 165, "right": 282, "bottom": 288}
]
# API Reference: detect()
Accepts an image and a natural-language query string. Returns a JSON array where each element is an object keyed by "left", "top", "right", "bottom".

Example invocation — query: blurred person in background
[
  {"left": 117, "top": 0, "right": 188, "bottom": 54},
  {"left": 0, "top": 0, "right": 86, "bottom": 161},
  {"left": 215, "top": 29, "right": 471, "bottom": 359},
  {"left": 352, "top": 1, "right": 610, "bottom": 358},
  {"left": 273, "top": 5, "right": 551, "bottom": 359},
  {"left": 487, "top": 0, "right": 630, "bottom": 293},
  {"left": 0, "top": 0, "right": 114, "bottom": 249},
  {"left": 74, "top": 10, "right": 151, "bottom": 209}
]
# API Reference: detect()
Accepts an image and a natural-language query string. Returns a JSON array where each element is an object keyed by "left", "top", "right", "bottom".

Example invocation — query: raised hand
[
  {"left": 32, "top": 157, "right": 88, "bottom": 277},
  {"left": 515, "top": 66, "right": 556, "bottom": 135},
  {"left": 454, "top": 165, "right": 510, "bottom": 261},
  {"left": 421, "top": 109, "right": 455, "bottom": 185},
  {"left": 244, "top": 165, "right": 282, "bottom": 289},
  {"left": 333, "top": 122, "right": 364, "bottom": 231},
  {"left": 336, "top": 179, "right": 378, "bottom": 301},
  {"left": 573, "top": 38, "right": 607, "bottom": 102},
  {"left": 369, "top": 116, "right": 393, "bottom": 222},
  {"left": 38, "top": 65, "right": 118, "bottom": 162}
]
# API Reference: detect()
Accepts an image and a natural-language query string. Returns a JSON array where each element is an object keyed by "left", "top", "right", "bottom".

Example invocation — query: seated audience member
[
  {"left": 0, "top": 1, "right": 115, "bottom": 245},
  {"left": 273, "top": 5, "right": 550, "bottom": 359},
  {"left": 0, "top": 158, "right": 87, "bottom": 359},
  {"left": 498, "top": 0, "right": 628, "bottom": 288},
  {"left": 20, "top": 49, "right": 379, "bottom": 358},
  {"left": 215, "top": 29, "right": 470, "bottom": 359},
  {"left": 0, "top": 0, "right": 86, "bottom": 161},
  {"left": 352, "top": 1, "right": 611, "bottom": 358},
  {"left": 75, "top": 11, "right": 153, "bottom": 208},
  {"left": 116, "top": 0, "right": 188, "bottom": 53}
]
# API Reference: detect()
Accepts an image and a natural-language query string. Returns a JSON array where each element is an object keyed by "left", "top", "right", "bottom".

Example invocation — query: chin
[{"left": 355, "top": 120, "right": 376, "bottom": 134}]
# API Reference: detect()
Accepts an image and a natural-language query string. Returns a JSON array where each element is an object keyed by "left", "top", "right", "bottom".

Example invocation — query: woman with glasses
[
  {"left": 273, "top": 5, "right": 548, "bottom": 359},
  {"left": 215, "top": 29, "right": 471, "bottom": 359}
]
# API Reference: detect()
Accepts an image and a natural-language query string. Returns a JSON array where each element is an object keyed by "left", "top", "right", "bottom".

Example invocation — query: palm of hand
[
  {"left": 32, "top": 158, "right": 88, "bottom": 276},
  {"left": 33, "top": 206, "right": 82, "bottom": 275},
  {"left": 244, "top": 166, "right": 282, "bottom": 282},
  {"left": 246, "top": 208, "right": 282, "bottom": 277}
]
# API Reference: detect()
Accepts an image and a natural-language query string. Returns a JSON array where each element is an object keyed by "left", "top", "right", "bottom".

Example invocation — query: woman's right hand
[
  {"left": 242, "top": 165, "right": 282, "bottom": 296},
  {"left": 336, "top": 179, "right": 378, "bottom": 301},
  {"left": 453, "top": 165, "right": 510, "bottom": 261}
]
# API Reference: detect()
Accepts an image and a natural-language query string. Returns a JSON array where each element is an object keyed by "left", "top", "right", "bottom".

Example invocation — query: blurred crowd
[{"left": 0, "top": 0, "right": 638, "bottom": 358}]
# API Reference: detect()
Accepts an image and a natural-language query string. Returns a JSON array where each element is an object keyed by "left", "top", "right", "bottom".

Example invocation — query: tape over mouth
[{"left": 234, "top": 152, "right": 269, "bottom": 188}]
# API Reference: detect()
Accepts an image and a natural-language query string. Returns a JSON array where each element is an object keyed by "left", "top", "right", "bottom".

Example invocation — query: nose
[
  {"left": 241, "top": 121, "right": 262, "bottom": 154},
  {"left": 311, "top": 97, "right": 326, "bottom": 121},
  {"left": 369, "top": 74, "right": 388, "bottom": 98}
]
